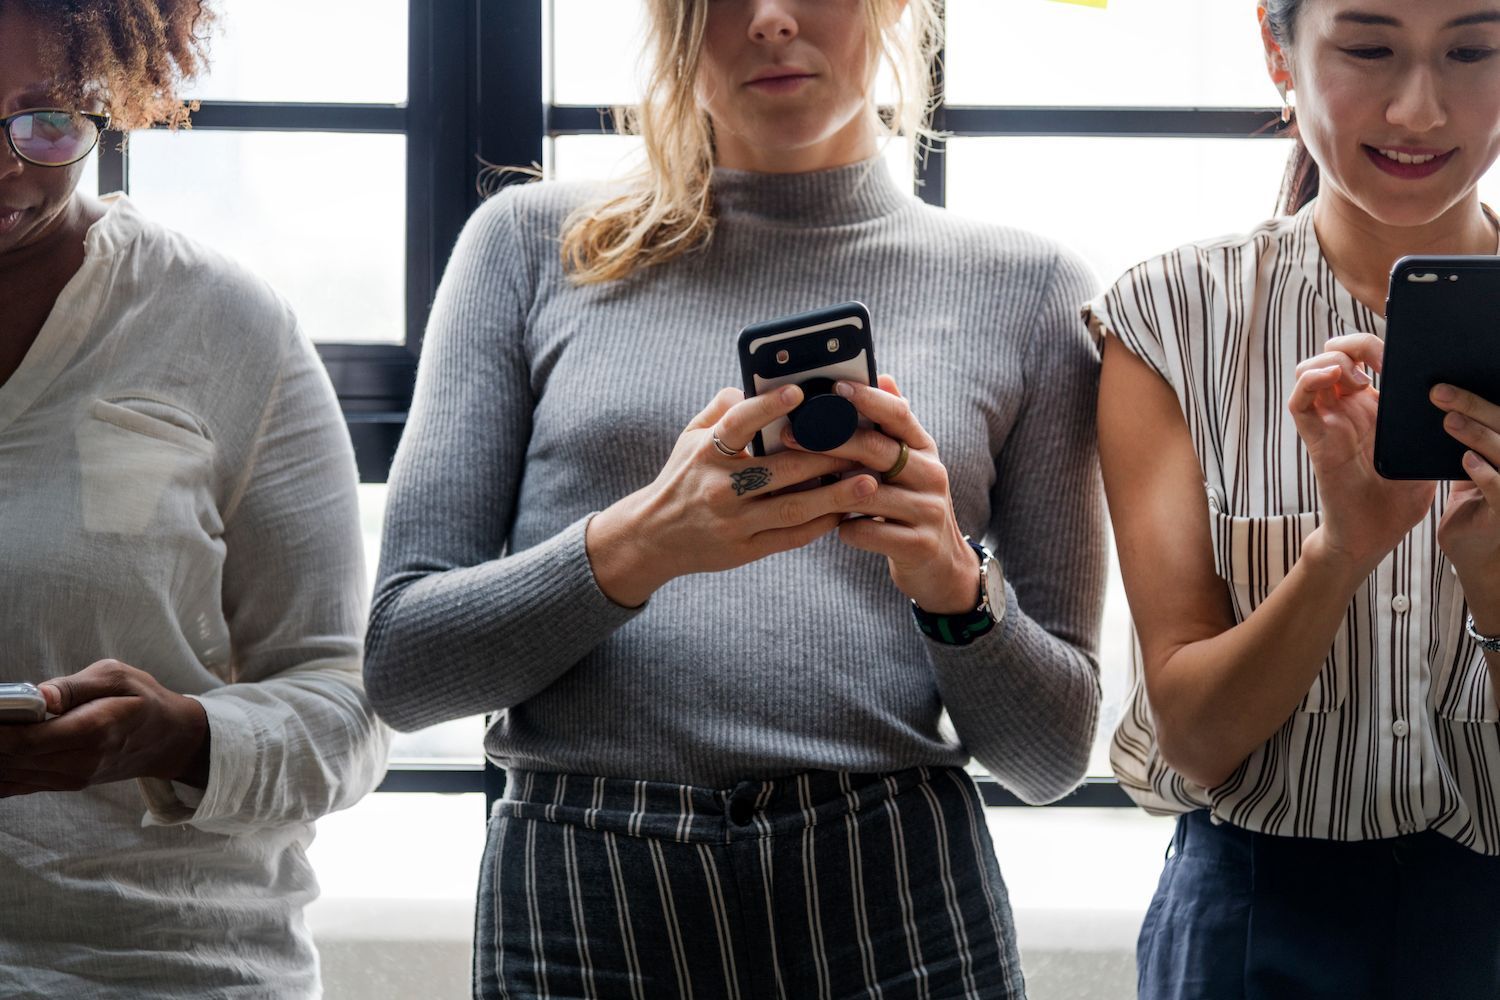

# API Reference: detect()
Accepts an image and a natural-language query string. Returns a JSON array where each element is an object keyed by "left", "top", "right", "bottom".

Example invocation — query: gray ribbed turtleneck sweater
[{"left": 365, "top": 160, "right": 1105, "bottom": 802}]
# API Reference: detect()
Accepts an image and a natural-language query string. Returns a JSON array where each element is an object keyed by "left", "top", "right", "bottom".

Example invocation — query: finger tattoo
[{"left": 730, "top": 467, "right": 772, "bottom": 496}]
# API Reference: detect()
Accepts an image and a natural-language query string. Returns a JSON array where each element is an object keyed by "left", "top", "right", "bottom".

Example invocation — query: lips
[
  {"left": 745, "top": 66, "right": 816, "bottom": 92},
  {"left": 0, "top": 206, "right": 24, "bottom": 237},
  {"left": 1363, "top": 144, "right": 1456, "bottom": 180}
]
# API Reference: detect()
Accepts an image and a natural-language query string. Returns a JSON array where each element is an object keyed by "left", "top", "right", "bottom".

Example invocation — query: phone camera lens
[
  {"left": 776, "top": 349, "right": 790, "bottom": 364},
  {"left": 826, "top": 338, "right": 840, "bottom": 353}
]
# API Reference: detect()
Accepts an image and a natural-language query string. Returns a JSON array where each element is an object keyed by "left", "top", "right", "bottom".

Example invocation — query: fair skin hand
[
  {"left": 589, "top": 0, "right": 980, "bottom": 614},
  {"left": 1104, "top": 0, "right": 1500, "bottom": 788},
  {"left": 0, "top": 661, "right": 210, "bottom": 796},
  {"left": 0, "top": 7, "right": 211, "bottom": 793}
]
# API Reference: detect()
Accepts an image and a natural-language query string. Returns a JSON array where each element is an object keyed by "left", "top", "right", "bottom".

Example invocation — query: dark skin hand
[
  {"left": 0, "top": 4, "right": 211, "bottom": 794},
  {"left": 0, "top": 661, "right": 210, "bottom": 796}
]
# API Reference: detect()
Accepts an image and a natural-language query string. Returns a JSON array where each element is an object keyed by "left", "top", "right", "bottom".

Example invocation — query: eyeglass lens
[{"left": 9, "top": 111, "right": 98, "bottom": 166}]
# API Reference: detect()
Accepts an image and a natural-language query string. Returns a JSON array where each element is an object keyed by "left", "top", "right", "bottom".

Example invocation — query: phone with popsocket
[
  {"left": 736, "top": 301, "right": 878, "bottom": 462},
  {"left": 1374, "top": 255, "right": 1500, "bottom": 480}
]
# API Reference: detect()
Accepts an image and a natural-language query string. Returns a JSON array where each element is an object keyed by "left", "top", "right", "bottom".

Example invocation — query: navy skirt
[
  {"left": 1138, "top": 810, "right": 1500, "bottom": 1000},
  {"left": 473, "top": 766, "right": 1024, "bottom": 1000}
]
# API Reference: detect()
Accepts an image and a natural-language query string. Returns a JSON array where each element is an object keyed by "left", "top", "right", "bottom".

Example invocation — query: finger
[
  {"left": 780, "top": 425, "right": 910, "bottom": 476},
  {"left": 837, "top": 516, "right": 924, "bottom": 557},
  {"left": 833, "top": 380, "right": 935, "bottom": 450},
  {"left": 1463, "top": 450, "right": 1500, "bottom": 509},
  {"left": 1444, "top": 410, "right": 1500, "bottom": 467},
  {"left": 1320, "top": 334, "right": 1386, "bottom": 372},
  {"left": 0, "top": 765, "right": 88, "bottom": 790},
  {"left": 1293, "top": 351, "right": 1373, "bottom": 394},
  {"left": 1432, "top": 384, "right": 1500, "bottom": 428},
  {"left": 754, "top": 451, "right": 860, "bottom": 489},
  {"left": 1287, "top": 365, "right": 1344, "bottom": 415},
  {"left": 746, "top": 474, "right": 880, "bottom": 534},
  {"left": 877, "top": 373, "right": 902, "bottom": 397},
  {"left": 748, "top": 511, "right": 845, "bottom": 559},
  {"left": 712, "top": 384, "right": 804, "bottom": 455},
  {"left": 685, "top": 387, "right": 745, "bottom": 432},
  {"left": 43, "top": 659, "right": 138, "bottom": 715}
]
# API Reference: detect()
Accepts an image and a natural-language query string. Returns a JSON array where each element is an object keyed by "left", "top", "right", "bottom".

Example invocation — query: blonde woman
[{"left": 366, "top": 1, "right": 1104, "bottom": 995}]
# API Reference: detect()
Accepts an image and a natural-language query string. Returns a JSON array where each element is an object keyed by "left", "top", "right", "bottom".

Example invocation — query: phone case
[
  {"left": 736, "top": 302, "right": 878, "bottom": 457},
  {"left": 0, "top": 683, "right": 46, "bottom": 724},
  {"left": 1374, "top": 256, "right": 1500, "bottom": 480}
]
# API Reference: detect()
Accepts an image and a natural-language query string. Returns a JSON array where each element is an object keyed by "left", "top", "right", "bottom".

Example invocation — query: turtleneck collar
[{"left": 711, "top": 157, "right": 911, "bottom": 227}]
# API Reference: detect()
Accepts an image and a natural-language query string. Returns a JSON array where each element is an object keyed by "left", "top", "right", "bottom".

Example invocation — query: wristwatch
[
  {"left": 910, "top": 537, "right": 1004, "bottom": 646},
  {"left": 1467, "top": 613, "right": 1500, "bottom": 653}
]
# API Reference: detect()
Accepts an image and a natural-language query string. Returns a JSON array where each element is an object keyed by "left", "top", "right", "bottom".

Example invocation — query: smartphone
[
  {"left": 0, "top": 683, "right": 46, "bottom": 724},
  {"left": 737, "top": 301, "right": 878, "bottom": 457},
  {"left": 1374, "top": 256, "right": 1500, "bottom": 480}
]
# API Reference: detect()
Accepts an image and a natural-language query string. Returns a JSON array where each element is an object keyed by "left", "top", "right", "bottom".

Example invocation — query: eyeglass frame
[{"left": 0, "top": 108, "right": 111, "bottom": 168}]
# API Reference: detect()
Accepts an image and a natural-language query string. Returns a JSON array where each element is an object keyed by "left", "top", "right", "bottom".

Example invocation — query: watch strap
[
  {"left": 910, "top": 539, "right": 997, "bottom": 647},
  {"left": 1467, "top": 613, "right": 1500, "bottom": 653}
]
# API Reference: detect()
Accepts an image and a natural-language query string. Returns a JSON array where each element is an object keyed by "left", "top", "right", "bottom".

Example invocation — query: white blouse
[
  {"left": 1085, "top": 202, "right": 1500, "bottom": 855},
  {"left": 0, "top": 196, "right": 389, "bottom": 996}
]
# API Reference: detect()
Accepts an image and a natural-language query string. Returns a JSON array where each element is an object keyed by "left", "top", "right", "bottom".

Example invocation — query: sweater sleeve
[
  {"left": 363, "top": 189, "right": 643, "bottom": 732},
  {"left": 925, "top": 249, "right": 1106, "bottom": 804},
  {"left": 140, "top": 318, "right": 391, "bottom": 834}
]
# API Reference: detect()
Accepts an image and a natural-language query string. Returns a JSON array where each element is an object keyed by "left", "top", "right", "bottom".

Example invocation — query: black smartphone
[
  {"left": 736, "top": 301, "right": 878, "bottom": 457},
  {"left": 1374, "top": 256, "right": 1500, "bottom": 480}
]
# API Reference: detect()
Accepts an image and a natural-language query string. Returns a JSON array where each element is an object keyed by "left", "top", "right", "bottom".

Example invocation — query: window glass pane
[
  {"left": 127, "top": 130, "right": 406, "bottom": 344},
  {"left": 946, "top": 136, "right": 1293, "bottom": 286},
  {"left": 78, "top": 146, "right": 99, "bottom": 195},
  {"left": 550, "top": 0, "right": 649, "bottom": 105},
  {"left": 945, "top": 0, "right": 1271, "bottom": 108},
  {"left": 183, "top": 0, "right": 408, "bottom": 104},
  {"left": 1483, "top": 163, "right": 1500, "bottom": 209}
]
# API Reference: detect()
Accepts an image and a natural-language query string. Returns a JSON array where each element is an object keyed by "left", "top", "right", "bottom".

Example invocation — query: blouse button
[
  {"left": 1391, "top": 594, "right": 1411, "bottom": 614},
  {"left": 1392, "top": 719, "right": 1411, "bottom": 738}
]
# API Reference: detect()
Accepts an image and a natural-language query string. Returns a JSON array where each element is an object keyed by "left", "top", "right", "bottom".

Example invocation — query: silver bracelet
[{"left": 1466, "top": 613, "right": 1500, "bottom": 653}]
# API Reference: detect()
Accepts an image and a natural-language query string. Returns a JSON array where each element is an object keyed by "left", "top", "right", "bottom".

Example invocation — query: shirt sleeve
[
  {"left": 1080, "top": 256, "right": 1172, "bottom": 381},
  {"left": 139, "top": 317, "right": 391, "bottom": 835},
  {"left": 925, "top": 249, "right": 1107, "bottom": 804},
  {"left": 362, "top": 189, "right": 643, "bottom": 733}
]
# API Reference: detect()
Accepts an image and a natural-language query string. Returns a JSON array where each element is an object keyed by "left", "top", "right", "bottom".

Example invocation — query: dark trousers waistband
[{"left": 501, "top": 765, "right": 955, "bottom": 843}]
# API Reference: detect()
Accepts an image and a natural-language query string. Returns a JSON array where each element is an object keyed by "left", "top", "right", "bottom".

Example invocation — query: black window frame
[{"left": 101, "top": 1, "right": 1288, "bottom": 808}]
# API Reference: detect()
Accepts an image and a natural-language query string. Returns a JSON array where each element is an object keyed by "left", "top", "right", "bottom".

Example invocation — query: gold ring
[
  {"left": 711, "top": 432, "right": 741, "bottom": 458},
  {"left": 881, "top": 441, "right": 910, "bottom": 483}
]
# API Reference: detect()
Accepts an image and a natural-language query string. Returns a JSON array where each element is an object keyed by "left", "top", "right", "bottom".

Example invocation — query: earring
[
  {"left": 1280, "top": 103, "right": 1294, "bottom": 125},
  {"left": 1275, "top": 77, "right": 1294, "bottom": 124}
]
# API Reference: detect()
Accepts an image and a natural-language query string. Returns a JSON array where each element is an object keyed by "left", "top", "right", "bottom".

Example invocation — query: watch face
[{"left": 979, "top": 549, "right": 1003, "bottom": 615}]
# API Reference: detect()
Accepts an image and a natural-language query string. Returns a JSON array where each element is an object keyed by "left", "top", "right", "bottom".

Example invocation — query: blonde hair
[{"left": 560, "top": 0, "right": 943, "bottom": 285}]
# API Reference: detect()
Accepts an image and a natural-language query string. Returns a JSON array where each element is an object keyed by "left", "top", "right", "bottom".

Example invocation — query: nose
[
  {"left": 747, "top": 0, "right": 798, "bottom": 44},
  {"left": 1386, "top": 63, "right": 1447, "bottom": 135}
]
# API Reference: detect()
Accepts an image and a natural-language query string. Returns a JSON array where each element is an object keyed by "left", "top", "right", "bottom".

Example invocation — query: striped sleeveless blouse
[{"left": 1083, "top": 201, "right": 1500, "bottom": 855}]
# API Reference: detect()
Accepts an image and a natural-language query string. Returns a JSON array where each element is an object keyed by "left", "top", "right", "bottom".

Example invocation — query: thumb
[{"left": 41, "top": 660, "right": 136, "bottom": 714}]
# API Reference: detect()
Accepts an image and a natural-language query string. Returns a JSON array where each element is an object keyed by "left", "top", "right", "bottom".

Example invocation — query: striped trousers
[{"left": 473, "top": 765, "right": 1025, "bottom": 1000}]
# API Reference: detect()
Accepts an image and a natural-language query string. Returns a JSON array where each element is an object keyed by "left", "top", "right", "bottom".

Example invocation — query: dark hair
[
  {"left": 1263, "top": 0, "right": 1320, "bottom": 215},
  {"left": 5, "top": 0, "right": 216, "bottom": 130}
]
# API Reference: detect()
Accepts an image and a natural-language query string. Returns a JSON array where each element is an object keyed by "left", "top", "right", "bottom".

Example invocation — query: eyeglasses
[{"left": 1, "top": 109, "right": 110, "bottom": 167}]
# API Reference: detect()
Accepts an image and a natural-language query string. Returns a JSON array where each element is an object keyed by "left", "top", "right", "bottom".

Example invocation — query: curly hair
[{"left": 9, "top": 0, "right": 217, "bottom": 130}]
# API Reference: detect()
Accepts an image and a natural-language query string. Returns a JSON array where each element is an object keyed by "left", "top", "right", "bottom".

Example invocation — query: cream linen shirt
[{"left": 0, "top": 195, "right": 390, "bottom": 998}]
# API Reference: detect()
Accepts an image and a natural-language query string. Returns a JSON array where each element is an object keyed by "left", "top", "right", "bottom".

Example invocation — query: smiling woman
[{"left": 1087, "top": 1, "right": 1500, "bottom": 997}]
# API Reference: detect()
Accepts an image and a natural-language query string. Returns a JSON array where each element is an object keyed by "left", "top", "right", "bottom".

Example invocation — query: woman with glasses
[
  {"left": 0, "top": 2, "right": 388, "bottom": 996},
  {"left": 366, "top": 1, "right": 1105, "bottom": 996},
  {"left": 1089, "top": 1, "right": 1500, "bottom": 996}
]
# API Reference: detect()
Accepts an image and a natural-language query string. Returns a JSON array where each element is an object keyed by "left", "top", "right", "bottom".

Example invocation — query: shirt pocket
[
  {"left": 1206, "top": 491, "right": 1348, "bottom": 713},
  {"left": 76, "top": 397, "right": 216, "bottom": 536}
]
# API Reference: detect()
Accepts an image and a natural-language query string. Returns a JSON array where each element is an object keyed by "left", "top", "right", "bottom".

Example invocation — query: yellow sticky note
[{"left": 1049, "top": 0, "right": 1108, "bottom": 7}]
